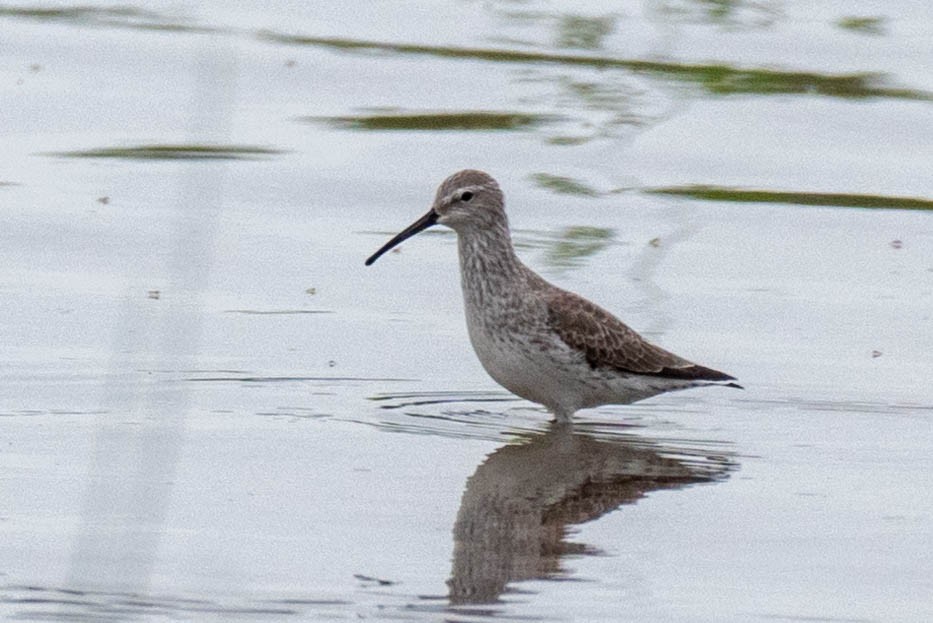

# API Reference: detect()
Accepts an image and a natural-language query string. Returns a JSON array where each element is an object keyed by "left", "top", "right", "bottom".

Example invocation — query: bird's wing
[{"left": 545, "top": 289, "right": 736, "bottom": 381}]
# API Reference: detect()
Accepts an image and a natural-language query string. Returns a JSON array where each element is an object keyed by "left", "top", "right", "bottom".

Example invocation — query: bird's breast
[{"left": 462, "top": 296, "right": 580, "bottom": 403}]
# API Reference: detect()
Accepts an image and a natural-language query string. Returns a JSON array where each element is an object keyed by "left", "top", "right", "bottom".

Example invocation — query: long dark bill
[{"left": 364, "top": 209, "right": 438, "bottom": 266}]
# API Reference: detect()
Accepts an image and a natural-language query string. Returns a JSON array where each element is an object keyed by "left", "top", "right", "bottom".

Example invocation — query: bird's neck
[{"left": 456, "top": 224, "right": 531, "bottom": 314}]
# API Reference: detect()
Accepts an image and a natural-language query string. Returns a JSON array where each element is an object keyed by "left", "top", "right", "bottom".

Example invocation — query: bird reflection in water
[{"left": 447, "top": 421, "right": 735, "bottom": 604}]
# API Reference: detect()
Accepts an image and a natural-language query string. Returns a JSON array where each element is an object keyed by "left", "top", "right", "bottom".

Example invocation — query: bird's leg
[{"left": 550, "top": 407, "right": 575, "bottom": 423}]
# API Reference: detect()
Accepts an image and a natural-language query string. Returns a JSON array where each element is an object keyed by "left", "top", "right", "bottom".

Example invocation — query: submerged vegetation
[
  {"left": 47, "top": 144, "right": 285, "bottom": 160},
  {"left": 647, "top": 186, "right": 933, "bottom": 211}
]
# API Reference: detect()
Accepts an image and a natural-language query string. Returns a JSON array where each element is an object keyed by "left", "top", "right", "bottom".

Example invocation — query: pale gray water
[{"left": 1, "top": 1, "right": 932, "bottom": 621}]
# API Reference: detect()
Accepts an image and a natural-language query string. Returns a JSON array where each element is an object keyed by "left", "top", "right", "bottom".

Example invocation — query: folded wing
[{"left": 545, "top": 290, "right": 736, "bottom": 382}]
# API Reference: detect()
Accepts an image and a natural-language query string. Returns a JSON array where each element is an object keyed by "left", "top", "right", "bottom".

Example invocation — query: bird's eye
[{"left": 460, "top": 191, "right": 474, "bottom": 202}]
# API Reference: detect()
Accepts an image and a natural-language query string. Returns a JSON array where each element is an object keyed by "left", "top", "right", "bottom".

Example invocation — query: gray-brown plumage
[
  {"left": 366, "top": 169, "right": 740, "bottom": 420},
  {"left": 545, "top": 290, "right": 736, "bottom": 381}
]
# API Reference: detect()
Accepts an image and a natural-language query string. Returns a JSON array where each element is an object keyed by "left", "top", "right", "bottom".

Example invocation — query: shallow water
[{"left": 2, "top": 1, "right": 932, "bottom": 621}]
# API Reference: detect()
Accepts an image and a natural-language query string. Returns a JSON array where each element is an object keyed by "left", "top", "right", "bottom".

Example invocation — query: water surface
[{"left": 1, "top": 1, "right": 931, "bottom": 621}]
